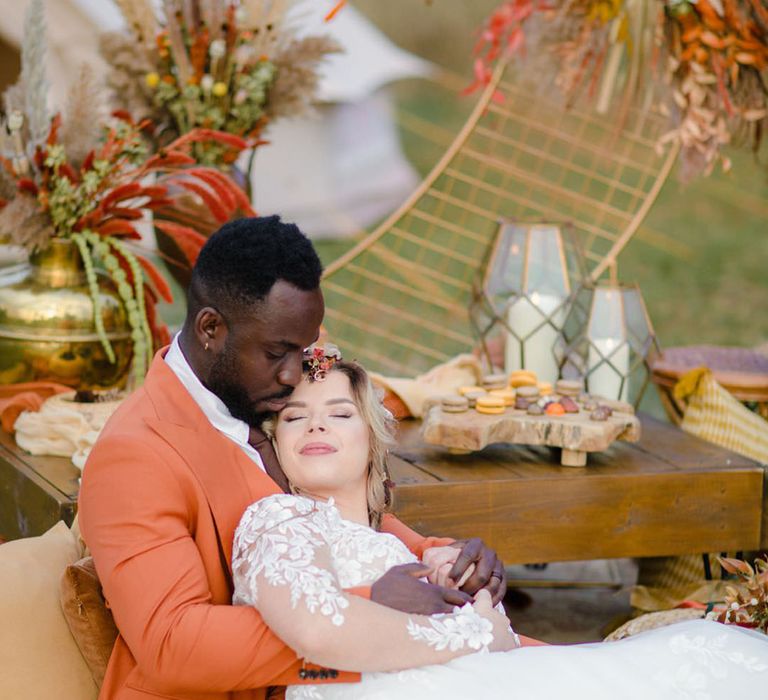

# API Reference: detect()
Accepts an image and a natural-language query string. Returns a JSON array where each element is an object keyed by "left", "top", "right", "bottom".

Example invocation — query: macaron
[
  {"left": 556, "top": 379, "right": 583, "bottom": 397},
  {"left": 488, "top": 388, "right": 516, "bottom": 406},
  {"left": 462, "top": 389, "right": 487, "bottom": 408},
  {"left": 590, "top": 406, "right": 612, "bottom": 421},
  {"left": 516, "top": 385, "right": 540, "bottom": 399},
  {"left": 475, "top": 396, "right": 506, "bottom": 415},
  {"left": 482, "top": 373, "right": 508, "bottom": 391},
  {"left": 458, "top": 385, "right": 486, "bottom": 396},
  {"left": 560, "top": 396, "right": 580, "bottom": 413},
  {"left": 441, "top": 395, "right": 469, "bottom": 414},
  {"left": 514, "top": 396, "right": 531, "bottom": 411},
  {"left": 509, "top": 369, "right": 538, "bottom": 388},
  {"left": 538, "top": 381, "right": 553, "bottom": 396}
]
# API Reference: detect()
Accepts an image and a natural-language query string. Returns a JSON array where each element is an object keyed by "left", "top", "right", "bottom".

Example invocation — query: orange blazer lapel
[{"left": 142, "top": 351, "right": 282, "bottom": 572}]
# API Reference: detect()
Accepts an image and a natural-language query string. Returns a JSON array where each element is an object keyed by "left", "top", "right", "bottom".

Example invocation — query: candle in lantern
[
  {"left": 587, "top": 336, "right": 630, "bottom": 401},
  {"left": 505, "top": 291, "right": 564, "bottom": 383}
]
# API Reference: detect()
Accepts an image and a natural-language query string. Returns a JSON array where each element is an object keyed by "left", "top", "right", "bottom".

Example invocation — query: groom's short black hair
[{"left": 188, "top": 215, "right": 323, "bottom": 316}]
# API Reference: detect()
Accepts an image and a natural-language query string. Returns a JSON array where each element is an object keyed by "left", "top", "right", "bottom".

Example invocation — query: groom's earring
[{"left": 204, "top": 341, "right": 209, "bottom": 351}]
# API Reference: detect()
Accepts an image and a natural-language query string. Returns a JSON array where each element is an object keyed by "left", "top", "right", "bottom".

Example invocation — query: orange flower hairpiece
[{"left": 303, "top": 343, "right": 342, "bottom": 382}]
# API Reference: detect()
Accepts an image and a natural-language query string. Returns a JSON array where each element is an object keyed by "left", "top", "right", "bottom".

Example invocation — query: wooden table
[
  {"left": 0, "top": 430, "right": 80, "bottom": 541},
  {"left": 389, "top": 415, "right": 767, "bottom": 564},
  {"left": 2, "top": 416, "right": 766, "bottom": 564}
]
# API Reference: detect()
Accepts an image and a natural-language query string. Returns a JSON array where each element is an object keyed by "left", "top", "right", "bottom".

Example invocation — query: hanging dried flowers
[
  {"left": 660, "top": 0, "right": 768, "bottom": 179},
  {"left": 468, "top": 0, "right": 768, "bottom": 179},
  {"left": 100, "top": 1, "right": 342, "bottom": 171}
]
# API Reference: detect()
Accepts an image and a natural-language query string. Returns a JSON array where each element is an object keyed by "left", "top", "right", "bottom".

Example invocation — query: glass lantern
[
  {"left": 557, "top": 282, "right": 660, "bottom": 406},
  {"left": 469, "top": 221, "right": 585, "bottom": 383}
]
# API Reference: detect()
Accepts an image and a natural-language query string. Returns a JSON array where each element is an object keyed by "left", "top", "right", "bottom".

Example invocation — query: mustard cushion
[{"left": 0, "top": 521, "right": 97, "bottom": 699}]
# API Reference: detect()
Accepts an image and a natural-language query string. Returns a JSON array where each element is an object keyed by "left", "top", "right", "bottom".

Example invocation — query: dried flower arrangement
[
  {"left": 101, "top": 0, "right": 342, "bottom": 174},
  {"left": 710, "top": 555, "right": 768, "bottom": 633},
  {"left": 660, "top": 0, "right": 768, "bottom": 179},
  {"left": 467, "top": 0, "right": 768, "bottom": 179},
  {"left": 0, "top": 0, "right": 251, "bottom": 384}
]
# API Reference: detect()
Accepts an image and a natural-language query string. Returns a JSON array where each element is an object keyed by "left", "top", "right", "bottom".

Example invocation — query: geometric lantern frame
[
  {"left": 469, "top": 220, "right": 587, "bottom": 382},
  {"left": 557, "top": 282, "right": 661, "bottom": 407}
]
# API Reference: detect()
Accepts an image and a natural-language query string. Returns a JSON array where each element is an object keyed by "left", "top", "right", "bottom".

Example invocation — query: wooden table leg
[{"left": 561, "top": 449, "right": 587, "bottom": 467}]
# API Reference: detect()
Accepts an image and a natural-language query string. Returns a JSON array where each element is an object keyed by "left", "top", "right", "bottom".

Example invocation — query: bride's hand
[
  {"left": 422, "top": 546, "right": 475, "bottom": 588},
  {"left": 473, "top": 589, "right": 518, "bottom": 652}
]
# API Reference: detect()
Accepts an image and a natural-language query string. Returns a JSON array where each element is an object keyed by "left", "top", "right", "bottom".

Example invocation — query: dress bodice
[{"left": 232, "top": 494, "right": 419, "bottom": 611}]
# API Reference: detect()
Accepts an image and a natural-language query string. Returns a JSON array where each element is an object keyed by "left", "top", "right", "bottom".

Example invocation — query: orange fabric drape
[{"left": 0, "top": 382, "right": 72, "bottom": 433}]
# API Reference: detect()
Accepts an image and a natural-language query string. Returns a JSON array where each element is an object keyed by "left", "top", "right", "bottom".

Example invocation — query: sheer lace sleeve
[
  {"left": 233, "top": 495, "right": 349, "bottom": 625},
  {"left": 232, "top": 495, "right": 514, "bottom": 673}
]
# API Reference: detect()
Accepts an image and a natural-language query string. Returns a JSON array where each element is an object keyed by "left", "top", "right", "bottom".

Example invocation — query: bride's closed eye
[{"left": 282, "top": 414, "right": 307, "bottom": 422}]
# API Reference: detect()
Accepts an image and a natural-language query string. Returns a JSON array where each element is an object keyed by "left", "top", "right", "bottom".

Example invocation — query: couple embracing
[{"left": 79, "top": 217, "right": 768, "bottom": 700}]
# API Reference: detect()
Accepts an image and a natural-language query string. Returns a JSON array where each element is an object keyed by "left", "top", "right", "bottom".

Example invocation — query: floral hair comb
[{"left": 302, "top": 343, "right": 342, "bottom": 382}]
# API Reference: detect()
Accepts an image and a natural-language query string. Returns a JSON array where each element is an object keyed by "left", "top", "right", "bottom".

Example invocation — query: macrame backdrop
[{"left": 322, "top": 59, "right": 679, "bottom": 377}]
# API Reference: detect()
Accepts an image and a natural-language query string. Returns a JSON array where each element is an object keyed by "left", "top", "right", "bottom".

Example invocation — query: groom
[{"left": 79, "top": 216, "right": 508, "bottom": 700}]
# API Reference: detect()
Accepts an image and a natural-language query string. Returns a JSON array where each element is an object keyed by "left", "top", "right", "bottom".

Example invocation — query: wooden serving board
[{"left": 420, "top": 400, "right": 641, "bottom": 467}]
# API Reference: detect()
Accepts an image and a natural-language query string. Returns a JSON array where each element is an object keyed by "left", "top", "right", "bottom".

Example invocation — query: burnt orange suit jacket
[{"left": 79, "top": 350, "right": 450, "bottom": 700}]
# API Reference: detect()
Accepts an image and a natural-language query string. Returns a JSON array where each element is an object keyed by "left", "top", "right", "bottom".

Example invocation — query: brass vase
[{"left": 0, "top": 238, "right": 133, "bottom": 389}]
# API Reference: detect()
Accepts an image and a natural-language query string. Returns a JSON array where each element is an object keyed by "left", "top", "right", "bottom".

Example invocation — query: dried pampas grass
[
  {"left": 0, "top": 194, "right": 54, "bottom": 252},
  {"left": 99, "top": 33, "right": 159, "bottom": 125},
  {"left": 2, "top": 83, "right": 26, "bottom": 121},
  {"left": 268, "top": 35, "right": 342, "bottom": 119},
  {"left": 199, "top": 0, "right": 225, "bottom": 38},
  {"left": 20, "top": 0, "right": 49, "bottom": 150},
  {"left": 241, "top": 0, "right": 290, "bottom": 56},
  {"left": 163, "top": 1, "right": 195, "bottom": 86},
  {"left": 114, "top": 0, "right": 158, "bottom": 47},
  {"left": 0, "top": 166, "right": 16, "bottom": 203},
  {"left": 60, "top": 64, "right": 106, "bottom": 170}
]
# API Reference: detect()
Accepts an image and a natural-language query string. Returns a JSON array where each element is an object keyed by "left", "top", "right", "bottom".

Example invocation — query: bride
[{"left": 232, "top": 356, "right": 768, "bottom": 699}]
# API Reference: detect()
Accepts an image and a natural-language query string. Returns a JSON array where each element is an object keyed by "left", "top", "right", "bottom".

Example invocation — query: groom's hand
[
  {"left": 447, "top": 538, "right": 507, "bottom": 606},
  {"left": 370, "top": 563, "right": 473, "bottom": 614}
]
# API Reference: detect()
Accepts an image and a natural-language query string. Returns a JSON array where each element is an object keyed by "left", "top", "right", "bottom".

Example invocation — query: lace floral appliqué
[
  {"left": 652, "top": 628, "right": 768, "bottom": 699},
  {"left": 233, "top": 496, "right": 349, "bottom": 626},
  {"left": 407, "top": 603, "right": 494, "bottom": 651}
]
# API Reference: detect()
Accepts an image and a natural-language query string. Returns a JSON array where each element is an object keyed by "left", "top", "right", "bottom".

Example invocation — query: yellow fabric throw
[
  {"left": 675, "top": 367, "right": 768, "bottom": 464},
  {"left": 632, "top": 367, "right": 768, "bottom": 612}
]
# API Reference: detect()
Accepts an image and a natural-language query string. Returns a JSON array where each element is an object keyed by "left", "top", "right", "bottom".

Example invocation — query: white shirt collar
[{"left": 164, "top": 333, "right": 266, "bottom": 471}]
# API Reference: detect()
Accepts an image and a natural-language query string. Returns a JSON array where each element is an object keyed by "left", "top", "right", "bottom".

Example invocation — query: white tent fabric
[
  {"left": 0, "top": 0, "right": 432, "bottom": 238},
  {"left": 249, "top": 1, "right": 434, "bottom": 237}
]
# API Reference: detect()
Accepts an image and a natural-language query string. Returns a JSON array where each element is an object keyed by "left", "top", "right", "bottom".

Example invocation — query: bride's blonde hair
[{"left": 264, "top": 360, "right": 397, "bottom": 529}]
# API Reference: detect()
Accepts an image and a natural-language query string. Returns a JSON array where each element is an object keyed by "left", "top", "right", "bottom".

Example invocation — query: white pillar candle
[
  {"left": 587, "top": 337, "right": 630, "bottom": 401},
  {"left": 504, "top": 292, "right": 563, "bottom": 383}
]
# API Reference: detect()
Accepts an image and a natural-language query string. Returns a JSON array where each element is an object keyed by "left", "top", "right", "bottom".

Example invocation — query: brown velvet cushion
[{"left": 60, "top": 556, "right": 119, "bottom": 688}]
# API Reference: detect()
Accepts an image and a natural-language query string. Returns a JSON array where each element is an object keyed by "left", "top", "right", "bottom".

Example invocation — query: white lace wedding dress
[{"left": 233, "top": 494, "right": 768, "bottom": 699}]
